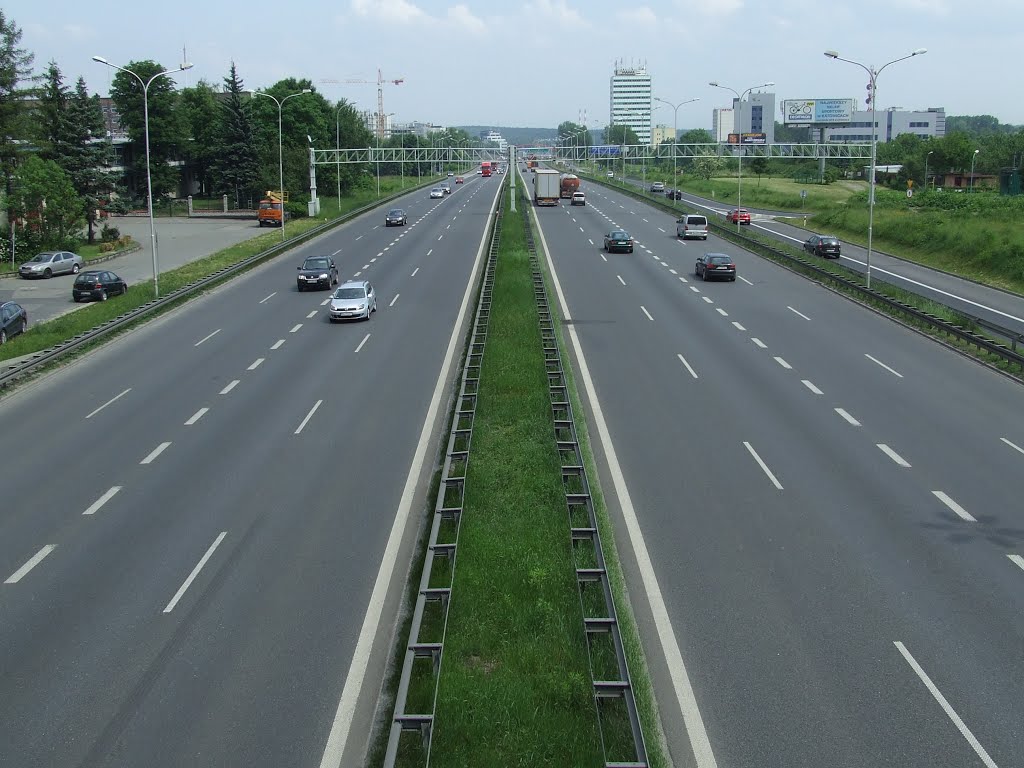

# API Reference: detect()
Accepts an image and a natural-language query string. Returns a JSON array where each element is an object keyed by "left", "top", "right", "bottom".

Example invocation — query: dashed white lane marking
[
  {"left": 307, "top": 310, "right": 317, "bottom": 319},
  {"left": 321, "top": 298, "right": 331, "bottom": 306},
  {"left": 353, "top": 271, "right": 362, "bottom": 277},
  {"left": 752, "top": 338, "right": 767, "bottom": 349},
  {"left": 787, "top": 306, "right": 811, "bottom": 321},
  {"left": 932, "top": 491, "right": 976, "bottom": 522},
  {"left": 580, "top": 226, "right": 584, "bottom": 233},
  {"left": 427, "top": 249, "right": 433, "bottom": 256},
  {"left": 716, "top": 308, "right": 729, "bottom": 317},
  {"left": 865, "top": 353, "right": 904, "bottom": 378},
  {"left": 295, "top": 399, "right": 323, "bottom": 435},
  {"left": 390, "top": 294, "right": 400, "bottom": 307},
  {"left": 290, "top": 324, "right": 302, "bottom": 333},
  {"left": 5, "top": 545, "right": 57, "bottom": 584},
  {"left": 893, "top": 641, "right": 997, "bottom": 768},
  {"left": 738, "top": 275, "right": 754, "bottom": 285},
  {"left": 774, "top": 356, "right": 792, "bottom": 370},
  {"left": 83, "top": 486, "right": 122, "bottom": 516},
  {"left": 744, "top": 441, "right": 783, "bottom": 490},
  {"left": 220, "top": 380, "right": 239, "bottom": 395},
  {"left": 376, "top": 252, "right": 384, "bottom": 258},
  {"left": 259, "top": 292, "right": 276, "bottom": 304},
  {"left": 834, "top": 407, "right": 859, "bottom": 426},
  {"left": 679, "top": 276, "right": 688, "bottom": 283},
  {"left": 185, "top": 407, "right": 209, "bottom": 426},
  {"left": 877, "top": 443, "right": 910, "bottom": 466},
  {"left": 362, "top": 263, "right": 371, "bottom": 269},
  {"left": 437, "top": 234, "right": 444, "bottom": 241},
  {"left": 271, "top": 340, "right": 285, "bottom": 350},
  {"left": 140, "top": 442, "right": 172, "bottom": 465},
  {"left": 194, "top": 329, "right": 220, "bottom": 346},
  {"left": 658, "top": 227, "right": 666, "bottom": 233},
  {"left": 1001, "top": 437, "right": 1024, "bottom": 456},
  {"left": 248, "top": 358, "right": 264, "bottom": 371},
  {"left": 732, "top": 321, "right": 746, "bottom": 331},
  {"left": 677, "top": 353, "right": 698, "bottom": 379},
  {"left": 86, "top": 388, "right": 131, "bottom": 419},
  {"left": 641, "top": 306, "right": 654, "bottom": 322},
  {"left": 355, "top": 235, "right": 364, "bottom": 241},
  {"left": 588, "top": 238, "right": 595, "bottom": 245},
  {"left": 600, "top": 254, "right": 608, "bottom": 262},
  {"left": 801, "top": 379, "right": 823, "bottom": 395},
  {"left": 701, "top": 296, "right": 713, "bottom": 304},
  {"left": 332, "top": 248, "right": 342, "bottom": 256},
  {"left": 354, "top": 334, "right": 371, "bottom": 353},
  {"left": 370, "top": 257, "right": 377, "bottom": 263},
  {"left": 617, "top": 275, "right": 626, "bottom": 286},
  {"left": 1009, "top": 554, "right": 1024, "bottom": 572},
  {"left": 163, "top": 532, "right": 228, "bottom": 613},
  {"left": 411, "top": 267, "right": 420, "bottom": 277}
]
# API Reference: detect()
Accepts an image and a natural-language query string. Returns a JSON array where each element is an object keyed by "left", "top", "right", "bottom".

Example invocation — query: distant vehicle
[
  {"left": 676, "top": 214, "right": 709, "bottom": 240},
  {"left": 695, "top": 253, "right": 737, "bottom": 281},
  {"left": 19, "top": 251, "right": 83, "bottom": 279},
  {"left": 603, "top": 230, "right": 634, "bottom": 253},
  {"left": 476, "top": 169, "right": 483, "bottom": 175},
  {"left": 329, "top": 280, "right": 377, "bottom": 322},
  {"left": 804, "top": 234, "right": 842, "bottom": 259},
  {"left": 651, "top": 182, "right": 665, "bottom": 193},
  {"left": 571, "top": 191, "right": 586, "bottom": 206},
  {"left": 72, "top": 270, "right": 128, "bottom": 302},
  {"left": 385, "top": 208, "right": 408, "bottom": 226},
  {"left": 607, "top": 171, "right": 615, "bottom": 178},
  {"left": 533, "top": 169, "right": 560, "bottom": 206},
  {"left": 430, "top": 187, "right": 445, "bottom": 198},
  {"left": 455, "top": 176, "right": 464, "bottom": 184},
  {"left": 0, "top": 301, "right": 27, "bottom": 344},
  {"left": 560, "top": 174, "right": 580, "bottom": 198},
  {"left": 258, "top": 190, "right": 287, "bottom": 227},
  {"left": 480, "top": 161, "right": 492, "bottom": 177},
  {"left": 447, "top": 171, "right": 454, "bottom": 177},
  {"left": 666, "top": 189, "right": 684, "bottom": 200},
  {"left": 442, "top": 183, "right": 452, "bottom": 194},
  {"left": 296, "top": 255, "right": 339, "bottom": 291},
  {"left": 726, "top": 208, "right": 751, "bottom": 225}
]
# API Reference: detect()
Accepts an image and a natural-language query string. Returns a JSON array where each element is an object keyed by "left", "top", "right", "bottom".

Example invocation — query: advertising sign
[
  {"left": 783, "top": 99, "right": 855, "bottom": 124},
  {"left": 727, "top": 133, "right": 767, "bottom": 145}
]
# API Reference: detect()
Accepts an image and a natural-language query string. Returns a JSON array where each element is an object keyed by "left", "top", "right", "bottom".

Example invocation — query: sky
[{"left": 11, "top": 0, "right": 1024, "bottom": 132}]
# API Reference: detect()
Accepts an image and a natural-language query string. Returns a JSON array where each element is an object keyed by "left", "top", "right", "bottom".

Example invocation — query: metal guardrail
[
  {"left": 520, "top": 183, "right": 649, "bottom": 767},
  {"left": 0, "top": 184, "right": 435, "bottom": 390},
  {"left": 382, "top": 181, "right": 503, "bottom": 765}
]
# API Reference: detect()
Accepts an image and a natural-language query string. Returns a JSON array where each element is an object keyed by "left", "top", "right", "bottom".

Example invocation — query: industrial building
[{"left": 823, "top": 107, "right": 946, "bottom": 143}]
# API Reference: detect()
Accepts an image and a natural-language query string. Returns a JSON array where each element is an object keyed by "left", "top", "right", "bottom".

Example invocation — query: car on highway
[
  {"left": 571, "top": 191, "right": 586, "bottom": 206},
  {"left": 442, "top": 183, "right": 452, "bottom": 194},
  {"left": 72, "top": 270, "right": 128, "bottom": 302},
  {"left": 430, "top": 187, "right": 444, "bottom": 198},
  {"left": 455, "top": 176, "right": 464, "bottom": 184},
  {"left": 606, "top": 171, "right": 614, "bottom": 178},
  {"left": 726, "top": 208, "right": 752, "bottom": 225},
  {"left": 296, "top": 255, "right": 339, "bottom": 291},
  {"left": 804, "top": 234, "right": 842, "bottom": 259},
  {"left": 695, "top": 252, "right": 737, "bottom": 281},
  {"left": 329, "top": 280, "right": 377, "bottom": 322},
  {"left": 676, "top": 214, "right": 709, "bottom": 240},
  {"left": 603, "top": 230, "right": 634, "bottom": 253},
  {"left": 447, "top": 171, "right": 454, "bottom": 177},
  {"left": 0, "top": 301, "right": 27, "bottom": 344},
  {"left": 651, "top": 182, "right": 665, "bottom": 193},
  {"left": 19, "top": 251, "right": 84, "bottom": 279},
  {"left": 385, "top": 208, "right": 408, "bottom": 226},
  {"left": 666, "top": 189, "right": 684, "bottom": 200}
]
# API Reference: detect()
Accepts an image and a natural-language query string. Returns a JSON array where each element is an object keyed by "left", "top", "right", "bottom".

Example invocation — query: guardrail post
[{"left": 187, "top": 195, "right": 193, "bottom": 216}]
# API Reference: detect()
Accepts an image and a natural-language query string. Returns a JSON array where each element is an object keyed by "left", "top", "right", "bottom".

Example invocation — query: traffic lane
[{"left": 537, "top": 208, "right": 1020, "bottom": 765}]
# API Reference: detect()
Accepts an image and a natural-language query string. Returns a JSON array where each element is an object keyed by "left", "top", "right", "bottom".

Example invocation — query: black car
[
  {"left": 695, "top": 253, "right": 737, "bottom": 282},
  {"left": 296, "top": 256, "right": 339, "bottom": 291},
  {"left": 603, "top": 230, "right": 634, "bottom": 253},
  {"left": 804, "top": 234, "right": 842, "bottom": 259},
  {"left": 385, "top": 208, "right": 407, "bottom": 226},
  {"left": 665, "top": 189, "right": 684, "bottom": 200},
  {"left": 72, "top": 270, "right": 128, "bottom": 302},
  {"left": 0, "top": 301, "right": 27, "bottom": 344}
]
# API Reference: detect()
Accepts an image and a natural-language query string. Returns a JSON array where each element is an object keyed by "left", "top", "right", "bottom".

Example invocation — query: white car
[
  {"left": 571, "top": 192, "right": 586, "bottom": 206},
  {"left": 430, "top": 187, "right": 444, "bottom": 199},
  {"left": 606, "top": 171, "right": 614, "bottom": 178},
  {"left": 329, "top": 280, "right": 377, "bottom": 322}
]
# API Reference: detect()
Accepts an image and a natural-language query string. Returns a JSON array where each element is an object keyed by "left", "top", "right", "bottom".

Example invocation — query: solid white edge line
[
  {"left": 184, "top": 407, "right": 209, "bottom": 426},
  {"left": 743, "top": 441, "right": 784, "bottom": 490},
  {"left": 787, "top": 306, "right": 811, "bottom": 321},
  {"left": 389, "top": 294, "right": 400, "bottom": 307},
  {"left": 162, "top": 532, "right": 228, "bottom": 613},
  {"left": 4, "top": 545, "right": 57, "bottom": 584},
  {"left": 354, "top": 334, "right": 370, "bottom": 353},
  {"left": 641, "top": 306, "right": 654, "bottom": 322},
  {"left": 893, "top": 641, "right": 998, "bottom": 768},
  {"left": 834, "top": 407, "right": 860, "bottom": 426},
  {"left": 83, "top": 486, "right": 122, "bottom": 516},
  {"left": 1008, "top": 554, "right": 1024, "bottom": 572},
  {"left": 259, "top": 292, "right": 276, "bottom": 304},
  {"left": 865, "top": 353, "right": 904, "bottom": 378},
  {"left": 677, "top": 353, "right": 699, "bottom": 379},
  {"left": 317, "top": 176, "right": 502, "bottom": 768},
  {"left": 194, "top": 329, "right": 221, "bottom": 346},
  {"left": 801, "top": 379, "right": 823, "bottom": 395},
  {"left": 877, "top": 443, "right": 911, "bottom": 467},
  {"left": 531, "top": 196, "right": 720, "bottom": 768},
  {"left": 247, "top": 358, "right": 264, "bottom": 371},
  {"left": 220, "top": 380, "right": 239, "bottom": 395},
  {"left": 999, "top": 437, "right": 1024, "bottom": 456},
  {"left": 932, "top": 490, "right": 976, "bottom": 522},
  {"left": 294, "top": 399, "right": 323, "bottom": 435},
  {"left": 140, "top": 441, "right": 171, "bottom": 465},
  {"left": 86, "top": 388, "right": 131, "bottom": 419}
]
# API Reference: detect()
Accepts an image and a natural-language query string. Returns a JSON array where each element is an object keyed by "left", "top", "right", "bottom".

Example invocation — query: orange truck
[
  {"left": 258, "top": 190, "right": 288, "bottom": 227},
  {"left": 560, "top": 174, "right": 579, "bottom": 198}
]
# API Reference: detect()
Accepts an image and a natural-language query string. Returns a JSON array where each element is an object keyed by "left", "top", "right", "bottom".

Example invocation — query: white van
[{"left": 676, "top": 214, "right": 709, "bottom": 240}]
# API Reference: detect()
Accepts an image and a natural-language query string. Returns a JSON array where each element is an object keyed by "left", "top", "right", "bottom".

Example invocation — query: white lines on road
[
  {"left": 83, "top": 486, "right": 121, "bottom": 516},
  {"left": 185, "top": 407, "right": 209, "bottom": 426},
  {"left": 194, "top": 329, "right": 221, "bottom": 347},
  {"left": 140, "top": 442, "right": 172, "bottom": 465},
  {"left": 579, "top": 226, "right": 585, "bottom": 233},
  {"left": 306, "top": 310, "right": 318, "bottom": 319},
  {"left": 932, "top": 491, "right": 976, "bottom": 522},
  {"left": 163, "top": 532, "right": 228, "bottom": 613},
  {"left": 86, "top": 388, "right": 131, "bottom": 419},
  {"left": 732, "top": 321, "right": 747, "bottom": 332},
  {"left": 290, "top": 324, "right": 302, "bottom": 333},
  {"left": 321, "top": 298, "right": 331, "bottom": 306},
  {"left": 370, "top": 257, "right": 377, "bottom": 263},
  {"left": 716, "top": 308, "right": 729, "bottom": 317},
  {"left": 677, "top": 353, "right": 698, "bottom": 379},
  {"left": 658, "top": 227, "right": 666, "bottom": 233},
  {"left": 642, "top": 218, "right": 649, "bottom": 223},
  {"left": 752, "top": 338, "right": 767, "bottom": 349},
  {"left": 247, "top": 358, "right": 264, "bottom": 371},
  {"left": 617, "top": 275, "right": 626, "bottom": 286},
  {"left": 354, "top": 334, "right": 371, "bottom": 353},
  {"left": 744, "top": 441, "right": 783, "bottom": 490},
  {"left": 774, "top": 356, "right": 792, "bottom": 370},
  {"left": 446, "top": 224, "right": 451, "bottom": 230},
  {"left": 271, "top": 340, "right": 285, "bottom": 350},
  {"left": 688, "top": 286, "right": 700, "bottom": 294},
  {"left": 679, "top": 276, "right": 688, "bottom": 283},
  {"left": 411, "top": 267, "right": 420, "bottom": 277},
  {"left": 220, "top": 380, "right": 239, "bottom": 395},
  {"left": 641, "top": 306, "right": 654, "bottom": 322},
  {"left": 390, "top": 294, "right": 400, "bottom": 307},
  {"left": 834, "top": 407, "right": 859, "bottom": 426},
  {"left": 893, "top": 642, "right": 997, "bottom": 768},
  {"left": 437, "top": 234, "right": 444, "bottom": 241},
  {"left": 362, "top": 263, "right": 371, "bottom": 269},
  {"left": 376, "top": 252, "right": 384, "bottom": 258},
  {"left": 427, "top": 249, "right": 433, "bottom": 256},
  {"left": 787, "top": 306, "right": 811, "bottom": 321},
  {"left": 877, "top": 443, "right": 910, "bottom": 466},
  {"left": 738, "top": 275, "right": 754, "bottom": 285},
  {"left": 1008, "top": 554, "right": 1024, "bottom": 573},
  {"left": 355, "top": 235, "right": 364, "bottom": 241},
  {"left": 331, "top": 248, "right": 342, "bottom": 256},
  {"left": 701, "top": 296, "right": 713, "bottom": 304},
  {"left": 999, "top": 437, "right": 1024, "bottom": 456},
  {"left": 865, "top": 353, "right": 904, "bottom": 378},
  {"left": 5, "top": 545, "right": 57, "bottom": 584},
  {"left": 669, "top": 268, "right": 678, "bottom": 275},
  {"left": 588, "top": 238, "right": 595, "bottom": 246},
  {"left": 295, "top": 399, "right": 323, "bottom": 435},
  {"left": 600, "top": 254, "right": 608, "bottom": 262},
  {"left": 801, "top": 379, "right": 823, "bottom": 395},
  {"left": 353, "top": 271, "right": 362, "bottom": 277}
]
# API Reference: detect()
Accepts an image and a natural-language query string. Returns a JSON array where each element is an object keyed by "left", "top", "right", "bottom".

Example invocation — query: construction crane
[{"left": 319, "top": 70, "right": 404, "bottom": 140}]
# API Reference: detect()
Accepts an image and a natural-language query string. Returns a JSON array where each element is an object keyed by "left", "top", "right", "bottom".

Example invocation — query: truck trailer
[
  {"left": 534, "top": 169, "right": 560, "bottom": 206},
  {"left": 560, "top": 174, "right": 580, "bottom": 198}
]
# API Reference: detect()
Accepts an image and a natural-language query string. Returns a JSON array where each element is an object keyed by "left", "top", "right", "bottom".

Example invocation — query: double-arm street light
[
  {"left": 653, "top": 96, "right": 700, "bottom": 207},
  {"left": 824, "top": 48, "right": 926, "bottom": 288},
  {"left": 92, "top": 56, "right": 193, "bottom": 298},
  {"left": 970, "top": 148, "right": 980, "bottom": 192},
  {"left": 250, "top": 88, "right": 312, "bottom": 240},
  {"left": 708, "top": 80, "right": 774, "bottom": 232}
]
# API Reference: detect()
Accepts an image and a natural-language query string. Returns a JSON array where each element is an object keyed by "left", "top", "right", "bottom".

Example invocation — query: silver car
[
  {"left": 19, "top": 251, "right": 84, "bottom": 279},
  {"left": 329, "top": 280, "right": 377, "bottom": 322}
]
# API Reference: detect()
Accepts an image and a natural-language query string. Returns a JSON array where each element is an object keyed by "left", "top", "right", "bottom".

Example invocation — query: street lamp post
[
  {"left": 251, "top": 88, "right": 312, "bottom": 241},
  {"left": 92, "top": 56, "right": 193, "bottom": 298},
  {"left": 925, "top": 150, "right": 934, "bottom": 190},
  {"left": 654, "top": 96, "right": 700, "bottom": 207},
  {"left": 970, "top": 149, "right": 980, "bottom": 192},
  {"left": 824, "top": 48, "right": 927, "bottom": 288},
  {"left": 336, "top": 103, "right": 347, "bottom": 211},
  {"left": 709, "top": 80, "right": 774, "bottom": 232}
]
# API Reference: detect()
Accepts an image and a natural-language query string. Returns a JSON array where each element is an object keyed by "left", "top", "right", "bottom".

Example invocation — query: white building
[
  {"left": 610, "top": 64, "right": 653, "bottom": 145},
  {"left": 360, "top": 110, "right": 395, "bottom": 139},
  {"left": 823, "top": 107, "right": 945, "bottom": 143},
  {"left": 733, "top": 92, "right": 775, "bottom": 143},
  {"left": 480, "top": 130, "right": 508, "bottom": 150},
  {"left": 712, "top": 108, "right": 734, "bottom": 142}
]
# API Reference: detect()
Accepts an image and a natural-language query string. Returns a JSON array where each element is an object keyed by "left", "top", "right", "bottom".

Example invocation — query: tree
[
  {"left": 65, "top": 79, "right": 116, "bottom": 243},
  {"left": 179, "top": 80, "right": 219, "bottom": 196},
  {"left": 211, "top": 62, "right": 260, "bottom": 205},
  {"left": 679, "top": 128, "right": 713, "bottom": 145},
  {"left": 603, "top": 124, "right": 639, "bottom": 145},
  {"left": 0, "top": 11, "right": 35, "bottom": 241},
  {"left": 9, "top": 156, "right": 81, "bottom": 250},
  {"left": 36, "top": 61, "right": 72, "bottom": 162},
  {"left": 692, "top": 156, "right": 723, "bottom": 180},
  {"left": 749, "top": 156, "right": 770, "bottom": 185}
]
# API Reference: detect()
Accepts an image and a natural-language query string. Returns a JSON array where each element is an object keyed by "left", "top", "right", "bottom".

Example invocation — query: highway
[
  {"left": 0, "top": 172, "right": 502, "bottom": 768},
  {"left": 527, "top": 166, "right": 1024, "bottom": 767}
]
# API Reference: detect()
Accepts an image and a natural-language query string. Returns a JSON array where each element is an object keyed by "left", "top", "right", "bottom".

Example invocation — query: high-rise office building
[
  {"left": 712, "top": 108, "right": 734, "bottom": 142},
  {"left": 610, "top": 63, "right": 653, "bottom": 145}
]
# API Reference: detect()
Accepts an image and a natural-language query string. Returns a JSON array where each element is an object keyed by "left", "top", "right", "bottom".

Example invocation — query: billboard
[
  {"left": 727, "top": 133, "right": 767, "bottom": 145},
  {"left": 783, "top": 99, "right": 855, "bottom": 124}
]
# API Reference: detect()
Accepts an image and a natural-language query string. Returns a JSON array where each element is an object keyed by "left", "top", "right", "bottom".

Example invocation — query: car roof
[
  {"left": 338, "top": 279, "right": 368, "bottom": 289},
  {"left": 609, "top": 229, "right": 629, "bottom": 236},
  {"left": 388, "top": 208, "right": 404, "bottom": 212},
  {"left": 78, "top": 270, "right": 106, "bottom": 276},
  {"left": 704, "top": 252, "right": 731, "bottom": 258}
]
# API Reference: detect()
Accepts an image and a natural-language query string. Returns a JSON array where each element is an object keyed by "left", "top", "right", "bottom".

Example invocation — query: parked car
[
  {"left": 19, "top": 251, "right": 84, "bottom": 279},
  {"left": 603, "top": 230, "right": 634, "bottom": 253},
  {"left": 385, "top": 208, "right": 408, "bottom": 226},
  {"left": 726, "top": 208, "right": 751, "bottom": 225},
  {"left": 329, "top": 280, "right": 377, "bottom": 322},
  {"left": 804, "top": 234, "right": 842, "bottom": 259},
  {"left": 695, "top": 253, "right": 737, "bottom": 281},
  {"left": 571, "top": 191, "right": 586, "bottom": 206},
  {"left": 72, "top": 270, "right": 128, "bottom": 302},
  {"left": 651, "top": 182, "right": 665, "bottom": 193},
  {"left": 676, "top": 214, "right": 709, "bottom": 240},
  {"left": 430, "top": 187, "right": 445, "bottom": 198},
  {"left": 0, "top": 301, "right": 27, "bottom": 344},
  {"left": 296, "top": 255, "right": 339, "bottom": 291}
]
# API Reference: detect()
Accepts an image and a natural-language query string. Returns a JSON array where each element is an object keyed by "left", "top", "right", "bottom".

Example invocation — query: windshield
[
  {"left": 303, "top": 258, "right": 329, "bottom": 270},
  {"left": 334, "top": 287, "right": 366, "bottom": 300},
  {"left": 75, "top": 273, "right": 100, "bottom": 283},
  {"left": 388, "top": 210, "right": 403, "bottom": 216},
  {"left": 28, "top": 253, "right": 53, "bottom": 263},
  {"left": 709, "top": 255, "right": 732, "bottom": 264},
  {"left": 612, "top": 232, "right": 629, "bottom": 240}
]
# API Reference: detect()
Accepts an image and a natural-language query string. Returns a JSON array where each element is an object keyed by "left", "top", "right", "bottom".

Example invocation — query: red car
[
  {"left": 727, "top": 208, "right": 751, "bottom": 225},
  {"left": 455, "top": 176, "right": 464, "bottom": 184}
]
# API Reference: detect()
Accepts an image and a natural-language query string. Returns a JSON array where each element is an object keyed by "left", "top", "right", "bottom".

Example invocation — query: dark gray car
[
  {"left": 19, "top": 251, "right": 84, "bottom": 279},
  {"left": 297, "top": 256, "right": 339, "bottom": 291}
]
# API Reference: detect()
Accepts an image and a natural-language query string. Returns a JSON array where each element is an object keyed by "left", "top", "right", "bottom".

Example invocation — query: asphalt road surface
[{"left": 0, "top": 174, "right": 503, "bottom": 768}]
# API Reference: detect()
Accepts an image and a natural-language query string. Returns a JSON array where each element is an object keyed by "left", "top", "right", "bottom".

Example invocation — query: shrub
[
  {"left": 99, "top": 242, "right": 115, "bottom": 253},
  {"left": 285, "top": 201, "right": 308, "bottom": 220},
  {"left": 100, "top": 224, "right": 120, "bottom": 242}
]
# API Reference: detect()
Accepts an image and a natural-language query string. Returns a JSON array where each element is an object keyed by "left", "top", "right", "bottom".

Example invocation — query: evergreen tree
[
  {"left": 36, "top": 61, "right": 72, "bottom": 162},
  {"left": 65, "top": 78, "right": 116, "bottom": 243},
  {"left": 0, "top": 11, "right": 35, "bottom": 235},
  {"left": 212, "top": 62, "right": 259, "bottom": 206},
  {"left": 179, "top": 80, "right": 218, "bottom": 196}
]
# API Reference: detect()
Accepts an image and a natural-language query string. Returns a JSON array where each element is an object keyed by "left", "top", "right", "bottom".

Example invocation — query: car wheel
[
  {"left": 100, "top": 289, "right": 108, "bottom": 301},
  {"left": 44, "top": 268, "right": 52, "bottom": 278},
  {"left": 73, "top": 296, "right": 80, "bottom": 303},
  {"left": 72, "top": 263, "right": 80, "bottom": 274}
]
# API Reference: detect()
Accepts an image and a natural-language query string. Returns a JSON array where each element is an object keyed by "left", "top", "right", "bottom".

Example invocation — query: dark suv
[
  {"left": 297, "top": 256, "right": 339, "bottom": 291},
  {"left": 804, "top": 234, "right": 842, "bottom": 259}
]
